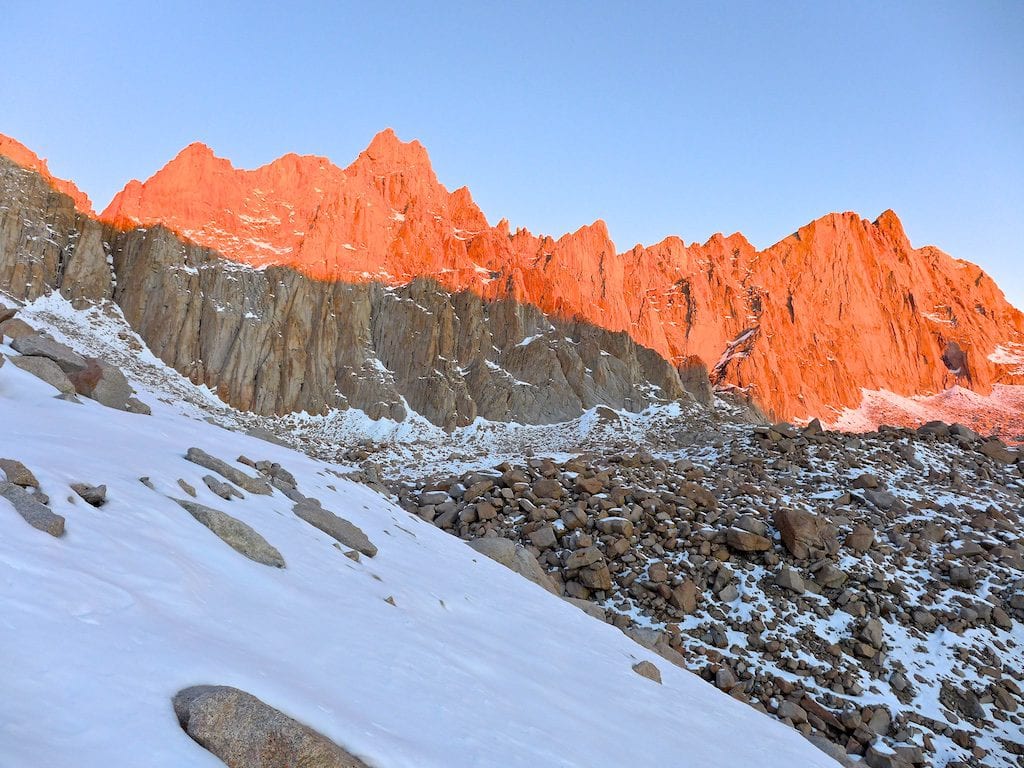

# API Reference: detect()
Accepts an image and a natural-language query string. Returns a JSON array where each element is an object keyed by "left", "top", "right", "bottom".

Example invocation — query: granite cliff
[
  {"left": 2, "top": 130, "right": 1022, "bottom": 429},
  {"left": 0, "top": 142, "right": 704, "bottom": 429}
]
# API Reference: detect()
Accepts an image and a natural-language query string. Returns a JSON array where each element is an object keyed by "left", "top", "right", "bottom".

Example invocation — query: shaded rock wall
[{"left": 0, "top": 156, "right": 706, "bottom": 429}]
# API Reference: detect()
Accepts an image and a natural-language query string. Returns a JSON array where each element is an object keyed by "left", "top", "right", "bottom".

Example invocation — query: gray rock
[
  {"left": 172, "top": 685, "right": 368, "bottom": 768},
  {"left": 467, "top": 537, "right": 560, "bottom": 595},
  {"left": 293, "top": 499, "right": 377, "bottom": 557},
  {"left": 125, "top": 396, "right": 152, "bottom": 415},
  {"left": 9, "top": 355, "right": 77, "bottom": 394},
  {"left": 10, "top": 333, "right": 87, "bottom": 374},
  {"left": 70, "top": 482, "right": 106, "bottom": 507},
  {"left": 863, "top": 488, "right": 898, "bottom": 511},
  {"left": 0, "top": 481, "right": 64, "bottom": 536},
  {"left": 775, "top": 566, "right": 805, "bottom": 594},
  {"left": 171, "top": 497, "right": 285, "bottom": 567},
  {"left": 624, "top": 627, "right": 688, "bottom": 670},
  {"left": 186, "top": 447, "right": 272, "bottom": 495},
  {"left": 245, "top": 427, "right": 290, "bottom": 447},
  {"left": 419, "top": 490, "right": 450, "bottom": 506},
  {"left": 804, "top": 734, "right": 855, "bottom": 767},
  {"left": 203, "top": 475, "right": 244, "bottom": 500}
]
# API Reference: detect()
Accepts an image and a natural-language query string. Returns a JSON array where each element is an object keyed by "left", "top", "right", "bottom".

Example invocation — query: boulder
[
  {"left": 125, "top": 396, "right": 152, "bottom": 415},
  {"left": 562, "top": 596, "right": 606, "bottom": 621},
  {"left": 775, "top": 566, "right": 805, "bottom": 594},
  {"left": 0, "top": 482, "right": 64, "bottom": 536},
  {"left": 293, "top": 499, "right": 377, "bottom": 557},
  {"left": 171, "top": 498, "right": 285, "bottom": 567},
  {"left": 467, "top": 537, "right": 560, "bottom": 595},
  {"left": 844, "top": 524, "right": 875, "bottom": 553},
  {"left": 10, "top": 333, "right": 87, "bottom": 374},
  {"left": 531, "top": 478, "right": 563, "bottom": 499},
  {"left": 9, "top": 355, "right": 76, "bottom": 395},
  {"left": 0, "top": 458, "right": 39, "bottom": 488},
  {"left": 773, "top": 508, "right": 839, "bottom": 559},
  {"left": 0, "top": 317, "right": 36, "bottom": 340},
  {"left": 204, "top": 475, "right": 244, "bottom": 500},
  {"left": 185, "top": 447, "right": 272, "bottom": 495},
  {"left": 67, "top": 358, "right": 135, "bottom": 410},
  {"left": 172, "top": 685, "right": 368, "bottom": 768},
  {"left": 726, "top": 527, "right": 771, "bottom": 552},
  {"left": 979, "top": 439, "right": 1018, "bottom": 464}
]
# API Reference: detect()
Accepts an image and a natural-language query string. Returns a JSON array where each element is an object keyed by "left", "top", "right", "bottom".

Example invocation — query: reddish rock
[
  {"left": 5, "top": 129, "right": 1024, "bottom": 427},
  {"left": 0, "top": 135, "right": 94, "bottom": 214}
]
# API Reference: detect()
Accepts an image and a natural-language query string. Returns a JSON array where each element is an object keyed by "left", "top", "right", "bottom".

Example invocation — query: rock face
[
  {"left": 0, "top": 150, "right": 704, "bottom": 429},
  {"left": 98, "top": 129, "right": 1024, "bottom": 421},
  {"left": 3, "top": 131, "right": 1024, "bottom": 428},
  {"left": 172, "top": 685, "right": 368, "bottom": 768}
]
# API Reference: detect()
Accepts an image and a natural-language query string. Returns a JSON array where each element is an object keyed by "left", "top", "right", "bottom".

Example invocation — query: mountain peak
[
  {"left": 359, "top": 128, "right": 434, "bottom": 171},
  {"left": 0, "top": 133, "right": 94, "bottom": 214}
]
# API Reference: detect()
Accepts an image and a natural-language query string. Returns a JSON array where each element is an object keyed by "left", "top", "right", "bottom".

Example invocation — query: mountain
[
  {"left": 0, "top": 139, "right": 708, "bottom": 430},
  {"left": 2, "top": 129, "right": 1023, "bottom": 432},
  {"left": 99, "top": 129, "right": 1024, "bottom": 422}
]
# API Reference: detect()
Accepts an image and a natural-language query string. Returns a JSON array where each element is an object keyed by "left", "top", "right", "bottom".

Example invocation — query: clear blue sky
[{"left": 3, "top": 1, "right": 1022, "bottom": 308}]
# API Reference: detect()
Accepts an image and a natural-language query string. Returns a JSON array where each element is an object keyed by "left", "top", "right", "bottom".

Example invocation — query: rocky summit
[{"left": 1, "top": 126, "right": 1023, "bottom": 768}]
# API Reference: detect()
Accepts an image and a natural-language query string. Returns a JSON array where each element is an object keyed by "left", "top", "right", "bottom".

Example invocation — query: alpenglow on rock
[{"left": 2, "top": 130, "right": 1024, "bottom": 430}]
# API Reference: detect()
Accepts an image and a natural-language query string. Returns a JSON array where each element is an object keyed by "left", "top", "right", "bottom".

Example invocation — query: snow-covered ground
[
  {"left": 10, "top": 293, "right": 739, "bottom": 479},
  {"left": 830, "top": 385, "right": 1024, "bottom": 444},
  {"left": 0, "top": 331, "right": 839, "bottom": 765}
]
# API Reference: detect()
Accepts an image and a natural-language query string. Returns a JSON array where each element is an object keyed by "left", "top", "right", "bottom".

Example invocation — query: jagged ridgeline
[
  {"left": 2, "top": 129, "right": 1023, "bottom": 430},
  {"left": 0, "top": 152, "right": 710, "bottom": 429}
]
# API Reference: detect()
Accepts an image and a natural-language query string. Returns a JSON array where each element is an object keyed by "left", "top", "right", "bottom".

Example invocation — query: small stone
[
  {"left": 775, "top": 566, "right": 805, "bottom": 594},
  {"left": 70, "top": 483, "right": 106, "bottom": 507},
  {"left": 632, "top": 660, "right": 662, "bottom": 684}
]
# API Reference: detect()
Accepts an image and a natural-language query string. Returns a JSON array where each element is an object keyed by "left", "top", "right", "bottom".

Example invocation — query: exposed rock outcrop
[
  {"left": 99, "top": 129, "right": 1024, "bottom": 421},
  {"left": 1, "top": 481, "right": 65, "bottom": 536},
  {"left": 170, "top": 497, "right": 285, "bottom": 567},
  {"left": 0, "top": 152, "right": 702, "bottom": 428},
  {"left": 172, "top": 685, "right": 369, "bottom": 768},
  {"left": 292, "top": 498, "right": 378, "bottom": 557},
  {"left": 3, "top": 131, "right": 1023, "bottom": 430}
]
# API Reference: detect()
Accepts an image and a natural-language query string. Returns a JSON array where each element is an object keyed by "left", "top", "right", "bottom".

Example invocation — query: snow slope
[{"left": 0, "top": 340, "right": 839, "bottom": 766}]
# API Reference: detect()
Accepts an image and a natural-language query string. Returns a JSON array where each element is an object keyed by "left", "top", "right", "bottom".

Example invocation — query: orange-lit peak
[{"left": 0, "top": 133, "right": 95, "bottom": 215}]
